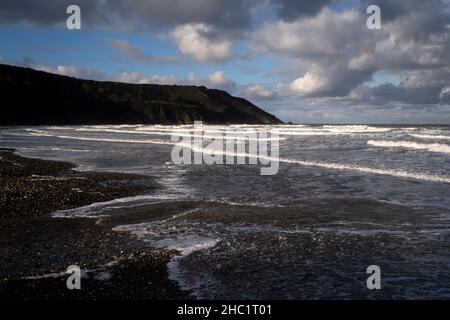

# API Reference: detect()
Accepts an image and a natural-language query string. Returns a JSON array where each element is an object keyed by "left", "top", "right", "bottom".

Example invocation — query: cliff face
[{"left": 0, "top": 64, "right": 283, "bottom": 125}]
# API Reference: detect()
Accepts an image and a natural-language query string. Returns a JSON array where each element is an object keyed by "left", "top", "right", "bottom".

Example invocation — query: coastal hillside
[{"left": 0, "top": 64, "right": 282, "bottom": 125}]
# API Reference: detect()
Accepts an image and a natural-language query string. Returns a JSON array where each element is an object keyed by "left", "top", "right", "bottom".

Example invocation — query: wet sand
[{"left": 0, "top": 148, "right": 190, "bottom": 300}]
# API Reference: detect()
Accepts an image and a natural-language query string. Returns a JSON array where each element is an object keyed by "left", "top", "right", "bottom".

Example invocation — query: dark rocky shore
[
  {"left": 0, "top": 148, "right": 190, "bottom": 300},
  {"left": 0, "top": 147, "right": 156, "bottom": 218}
]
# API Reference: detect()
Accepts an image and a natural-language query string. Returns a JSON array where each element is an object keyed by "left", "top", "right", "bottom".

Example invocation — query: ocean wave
[
  {"left": 283, "top": 158, "right": 450, "bottom": 183},
  {"left": 183, "top": 141, "right": 450, "bottom": 184},
  {"left": 18, "top": 130, "right": 450, "bottom": 184},
  {"left": 76, "top": 125, "right": 391, "bottom": 136},
  {"left": 24, "top": 129, "right": 54, "bottom": 137},
  {"left": 410, "top": 134, "right": 450, "bottom": 141},
  {"left": 75, "top": 128, "right": 284, "bottom": 141},
  {"left": 322, "top": 125, "right": 392, "bottom": 133},
  {"left": 56, "top": 134, "right": 174, "bottom": 146},
  {"left": 368, "top": 140, "right": 450, "bottom": 154}
]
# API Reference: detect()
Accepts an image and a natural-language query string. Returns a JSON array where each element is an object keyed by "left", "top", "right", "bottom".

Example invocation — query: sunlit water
[{"left": 1, "top": 124, "right": 450, "bottom": 299}]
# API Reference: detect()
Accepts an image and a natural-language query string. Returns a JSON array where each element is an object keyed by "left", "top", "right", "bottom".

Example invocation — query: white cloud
[
  {"left": 253, "top": 3, "right": 450, "bottom": 100},
  {"left": 253, "top": 8, "right": 363, "bottom": 58},
  {"left": 116, "top": 72, "right": 178, "bottom": 85},
  {"left": 208, "top": 71, "right": 231, "bottom": 87},
  {"left": 187, "top": 70, "right": 236, "bottom": 91},
  {"left": 289, "top": 71, "right": 329, "bottom": 96},
  {"left": 254, "top": 9, "right": 376, "bottom": 97},
  {"left": 34, "top": 65, "right": 105, "bottom": 80},
  {"left": 172, "top": 23, "right": 233, "bottom": 63},
  {"left": 242, "top": 84, "right": 277, "bottom": 101},
  {"left": 103, "top": 69, "right": 237, "bottom": 91}
]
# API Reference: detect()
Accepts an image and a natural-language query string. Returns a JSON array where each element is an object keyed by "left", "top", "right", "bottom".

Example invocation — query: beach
[
  {"left": 0, "top": 148, "right": 189, "bottom": 299},
  {"left": 1, "top": 125, "right": 450, "bottom": 299}
]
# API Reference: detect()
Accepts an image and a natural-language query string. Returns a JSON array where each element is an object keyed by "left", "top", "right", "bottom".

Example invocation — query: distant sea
[{"left": 1, "top": 124, "right": 450, "bottom": 299}]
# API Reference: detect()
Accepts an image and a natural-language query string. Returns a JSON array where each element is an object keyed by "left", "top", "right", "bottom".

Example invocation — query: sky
[{"left": 0, "top": 0, "right": 449, "bottom": 124}]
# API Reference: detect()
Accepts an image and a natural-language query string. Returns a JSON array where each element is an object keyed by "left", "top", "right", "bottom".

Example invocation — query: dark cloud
[
  {"left": 0, "top": 0, "right": 252, "bottom": 32},
  {"left": 362, "top": 0, "right": 409, "bottom": 21},
  {"left": 0, "top": 0, "right": 69, "bottom": 25},
  {"left": 362, "top": 0, "right": 447, "bottom": 22},
  {"left": 369, "top": 68, "right": 450, "bottom": 105},
  {"left": 271, "top": 0, "right": 334, "bottom": 21},
  {"left": 0, "top": 0, "right": 341, "bottom": 32},
  {"left": 371, "top": 83, "right": 442, "bottom": 105}
]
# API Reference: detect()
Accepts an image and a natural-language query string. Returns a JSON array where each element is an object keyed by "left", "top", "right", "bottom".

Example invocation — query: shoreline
[
  {"left": 0, "top": 148, "right": 191, "bottom": 300},
  {"left": 0, "top": 148, "right": 158, "bottom": 218}
]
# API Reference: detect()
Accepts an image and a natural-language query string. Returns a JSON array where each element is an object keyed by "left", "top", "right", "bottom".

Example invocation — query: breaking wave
[
  {"left": 410, "top": 134, "right": 450, "bottom": 141},
  {"left": 368, "top": 140, "right": 450, "bottom": 154},
  {"left": 16, "top": 129, "right": 450, "bottom": 184}
]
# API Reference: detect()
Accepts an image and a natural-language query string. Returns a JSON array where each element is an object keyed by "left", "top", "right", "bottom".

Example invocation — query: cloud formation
[
  {"left": 251, "top": 0, "right": 450, "bottom": 123},
  {"left": 270, "top": 0, "right": 334, "bottom": 21},
  {"left": 241, "top": 84, "right": 277, "bottom": 101},
  {"left": 171, "top": 23, "right": 234, "bottom": 63},
  {"left": 187, "top": 71, "right": 237, "bottom": 92},
  {"left": 115, "top": 72, "right": 178, "bottom": 85},
  {"left": 1, "top": 0, "right": 450, "bottom": 123},
  {"left": 0, "top": 0, "right": 251, "bottom": 31},
  {"left": 34, "top": 65, "right": 106, "bottom": 81},
  {"left": 113, "top": 69, "right": 237, "bottom": 92}
]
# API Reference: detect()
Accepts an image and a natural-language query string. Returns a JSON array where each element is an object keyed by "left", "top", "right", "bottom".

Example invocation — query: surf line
[
  {"left": 28, "top": 129, "right": 450, "bottom": 184},
  {"left": 179, "top": 142, "right": 450, "bottom": 184}
]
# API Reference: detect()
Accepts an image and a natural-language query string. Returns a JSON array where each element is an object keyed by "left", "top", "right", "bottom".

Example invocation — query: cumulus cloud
[
  {"left": 2, "top": 0, "right": 450, "bottom": 123},
  {"left": 171, "top": 23, "right": 233, "bottom": 63},
  {"left": 34, "top": 65, "right": 105, "bottom": 80},
  {"left": 26, "top": 61, "right": 237, "bottom": 92},
  {"left": 187, "top": 71, "right": 236, "bottom": 91},
  {"left": 241, "top": 84, "right": 277, "bottom": 101},
  {"left": 253, "top": 0, "right": 450, "bottom": 103},
  {"left": 290, "top": 72, "right": 329, "bottom": 96},
  {"left": 116, "top": 70, "right": 237, "bottom": 91},
  {"left": 115, "top": 72, "right": 178, "bottom": 85},
  {"left": 253, "top": 8, "right": 377, "bottom": 97}
]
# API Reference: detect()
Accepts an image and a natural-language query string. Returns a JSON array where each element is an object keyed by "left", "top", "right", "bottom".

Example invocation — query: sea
[{"left": 1, "top": 124, "right": 450, "bottom": 299}]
